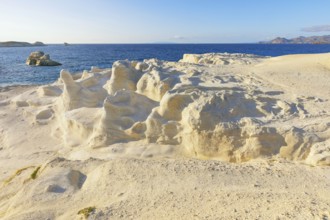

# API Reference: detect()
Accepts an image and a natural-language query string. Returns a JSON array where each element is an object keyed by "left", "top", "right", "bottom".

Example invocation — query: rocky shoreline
[{"left": 0, "top": 52, "right": 329, "bottom": 219}]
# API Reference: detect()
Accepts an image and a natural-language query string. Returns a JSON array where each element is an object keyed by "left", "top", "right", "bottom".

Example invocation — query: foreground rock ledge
[
  {"left": 0, "top": 52, "right": 330, "bottom": 220},
  {"left": 4, "top": 52, "right": 330, "bottom": 165},
  {"left": 26, "top": 51, "right": 61, "bottom": 66}
]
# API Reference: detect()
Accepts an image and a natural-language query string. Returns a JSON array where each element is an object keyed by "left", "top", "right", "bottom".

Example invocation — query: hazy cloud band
[{"left": 301, "top": 25, "right": 330, "bottom": 32}]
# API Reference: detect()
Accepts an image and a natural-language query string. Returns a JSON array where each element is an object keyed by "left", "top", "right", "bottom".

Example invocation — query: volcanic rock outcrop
[{"left": 26, "top": 51, "right": 61, "bottom": 66}]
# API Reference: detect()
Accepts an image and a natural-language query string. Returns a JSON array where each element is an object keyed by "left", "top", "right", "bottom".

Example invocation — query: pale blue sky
[{"left": 0, "top": 0, "right": 330, "bottom": 43}]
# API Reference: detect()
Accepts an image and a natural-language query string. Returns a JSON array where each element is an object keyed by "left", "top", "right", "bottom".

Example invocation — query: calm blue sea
[{"left": 1, "top": 44, "right": 330, "bottom": 86}]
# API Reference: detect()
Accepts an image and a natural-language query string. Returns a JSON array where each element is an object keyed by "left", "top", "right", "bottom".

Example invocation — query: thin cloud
[
  {"left": 172, "top": 35, "right": 185, "bottom": 40},
  {"left": 301, "top": 25, "right": 330, "bottom": 32}
]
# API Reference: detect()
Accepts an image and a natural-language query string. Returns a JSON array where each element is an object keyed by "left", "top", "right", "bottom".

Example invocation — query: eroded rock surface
[{"left": 8, "top": 53, "right": 330, "bottom": 165}]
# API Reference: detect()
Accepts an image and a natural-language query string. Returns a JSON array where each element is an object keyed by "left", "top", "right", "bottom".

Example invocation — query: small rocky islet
[{"left": 26, "top": 51, "right": 61, "bottom": 66}]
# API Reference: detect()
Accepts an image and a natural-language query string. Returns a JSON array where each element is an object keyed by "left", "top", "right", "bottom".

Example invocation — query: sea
[{"left": 1, "top": 44, "right": 330, "bottom": 86}]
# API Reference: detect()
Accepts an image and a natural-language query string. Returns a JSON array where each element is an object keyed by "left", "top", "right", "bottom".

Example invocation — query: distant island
[
  {"left": 0, "top": 41, "right": 46, "bottom": 47},
  {"left": 260, "top": 35, "right": 330, "bottom": 44}
]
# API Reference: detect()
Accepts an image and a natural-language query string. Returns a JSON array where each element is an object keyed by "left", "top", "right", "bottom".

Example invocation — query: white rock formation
[
  {"left": 6, "top": 53, "right": 330, "bottom": 165},
  {"left": 180, "top": 53, "right": 267, "bottom": 65},
  {"left": 90, "top": 90, "right": 158, "bottom": 148},
  {"left": 2, "top": 52, "right": 330, "bottom": 220},
  {"left": 105, "top": 60, "right": 144, "bottom": 95}
]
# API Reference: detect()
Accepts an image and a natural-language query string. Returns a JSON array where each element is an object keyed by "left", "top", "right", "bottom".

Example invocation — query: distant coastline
[
  {"left": 0, "top": 41, "right": 46, "bottom": 47},
  {"left": 259, "top": 35, "right": 330, "bottom": 44}
]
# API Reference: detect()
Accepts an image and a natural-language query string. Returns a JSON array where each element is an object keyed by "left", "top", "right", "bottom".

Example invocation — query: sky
[{"left": 0, "top": 0, "right": 330, "bottom": 43}]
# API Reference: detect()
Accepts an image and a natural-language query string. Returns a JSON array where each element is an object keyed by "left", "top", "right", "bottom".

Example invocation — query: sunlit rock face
[{"left": 11, "top": 53, "right": 330, "bottom": 165}]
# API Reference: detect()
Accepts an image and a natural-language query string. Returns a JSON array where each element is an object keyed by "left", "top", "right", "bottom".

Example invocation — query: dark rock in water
[
  {"left": 33, "top": 41, "right": 46, "bottom": 46},
  {"left": 26, "top": 51, "right": 61, "bottom": 66},
  {"left": 64, "top": 42, "right": 70, "bottom": 46}
]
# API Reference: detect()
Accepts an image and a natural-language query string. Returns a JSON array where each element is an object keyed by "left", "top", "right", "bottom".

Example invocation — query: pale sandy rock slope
[{"left": 0, "top": 53, "right": 329, "bottom": 219}]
